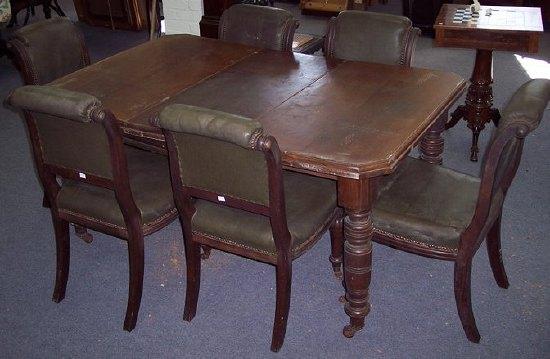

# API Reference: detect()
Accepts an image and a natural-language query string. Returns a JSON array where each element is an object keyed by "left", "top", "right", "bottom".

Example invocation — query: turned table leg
[
  {"left": 337, "top": 176, "right": 377, "bottom": 338},
  {"left": 446, "top": 49, "right": 500, "bottom": 162},
  {"left": 420, "top": 111, "right": 446, "bottom": 165}
]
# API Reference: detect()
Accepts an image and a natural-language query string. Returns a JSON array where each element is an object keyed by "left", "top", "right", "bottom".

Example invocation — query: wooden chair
[
  {"left": 324, "top": 10, "right": 420, "bottom": 66},
  {"left": 332, "top": 79, "right": 550, "bottom": 342},
  {"left": 8, "top": 17, "right": 93, "bottom": 241},
  {"left": 218, "top": 4, "right": 298, "bottom": 51},
  {"left": 7, "top": 17, "right": 89, "bottom": 84},
  {"left": 7, "top": 85, "right": 178, "bottom": 332},
  {"left": 154, "top": 104, "right": 343, "bottom": 352}
]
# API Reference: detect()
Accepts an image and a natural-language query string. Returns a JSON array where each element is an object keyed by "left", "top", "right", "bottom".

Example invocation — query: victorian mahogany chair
[
  {"left": 332, "top": 79, "right": 550, "bottom": 342},
  {"left": 7, "top": 17, "right": 89, "bottom": 85},
  {"left": 8, "top": 17, "right": 94, "bottom": 242},
  {"left": 218, "top": 4, "right": 298, "bottom": 52},
  {"left": 324, "top": 10, "right": 420, "bottom": 66},
  {"left": 154, "top": 104, "right": 343, "bottom": 352},
  {"left": 7, "top": 85, "right": 178, "bottom": 332}
]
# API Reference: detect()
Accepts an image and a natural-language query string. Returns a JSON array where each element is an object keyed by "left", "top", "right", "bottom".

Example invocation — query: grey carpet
[{"left": 0, "top": 1, "right": 549, "bottom": 357}]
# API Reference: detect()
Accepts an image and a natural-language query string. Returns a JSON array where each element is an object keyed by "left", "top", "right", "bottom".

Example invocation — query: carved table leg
[
  {"left": 337, "top": 176, "right": 377, "bottom": 338},
  {"left": 447, "top": 49, "right": 500, "bottom": 162},
  {"left": 420, "top": 111, "right": 446, "bottom": 165}
]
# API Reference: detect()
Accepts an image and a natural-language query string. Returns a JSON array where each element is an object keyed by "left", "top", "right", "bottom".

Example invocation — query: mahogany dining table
[{"left": 52, "top": 34, "right": 467, "bottom": 338}]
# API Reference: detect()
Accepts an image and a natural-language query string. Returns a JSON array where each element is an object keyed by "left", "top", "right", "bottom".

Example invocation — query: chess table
[{"left": 434, "top": 4, "right": 543, "bottom": 161}]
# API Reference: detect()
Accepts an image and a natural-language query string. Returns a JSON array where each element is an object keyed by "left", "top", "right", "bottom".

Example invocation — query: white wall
[{"left": 163, "top": 0, "right": 204, "bottom": 35}]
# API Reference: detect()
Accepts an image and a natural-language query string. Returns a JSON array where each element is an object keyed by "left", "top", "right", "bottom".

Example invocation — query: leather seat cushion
[
  {"left": 373, "top": 157, "right": 480, "bottom": 252},
  {"left": 192, "top": 171, "right": 337, "bottom": 256},
  {"left": 56, "top": 146, "right": 175, "bottom": 230}
]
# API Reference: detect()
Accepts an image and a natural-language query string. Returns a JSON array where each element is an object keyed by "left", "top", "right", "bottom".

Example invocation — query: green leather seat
[
  {"left": 368, "top": 79, "right": 550, "bottom": 344},
  {"left": 8, "top": 17, "right": 90, "bottom": 85},
  {"left": 7, "top": 85, "right": 179, "bottom": 332},
  {"left": 156, "top": 104, "right": 342, "bottom": 352},
  {"left": 373, "top": 157, "right": 480, "bottom": 253},
  {"left": 57, "top": 146, "right": 175, "bottom": 232},
  {"left": 193, "top": 170, "right": 336, "bottom": 256},
  {"left": 325, "top": 10, "right": 420, "bottom": 66},
  {"left": 219, "top": 4, "right": 298, "bottom": 52}
]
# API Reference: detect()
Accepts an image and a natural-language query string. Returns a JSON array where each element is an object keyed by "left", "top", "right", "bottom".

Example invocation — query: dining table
[{"left": 51, "top": 34, "right": 467, "bottom": 338}]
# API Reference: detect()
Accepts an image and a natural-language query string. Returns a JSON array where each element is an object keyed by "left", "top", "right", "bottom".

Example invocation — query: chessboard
[{"left": 452, "top": 7, "right": 480, "bottom": 24}]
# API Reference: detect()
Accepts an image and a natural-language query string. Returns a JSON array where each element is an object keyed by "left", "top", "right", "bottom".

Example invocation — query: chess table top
[
  {"left": 435, "top": 4, "right": 543, "bottom": 32},
  {"left": 434, "top": 4, "right": 543, "bottom": 53}
]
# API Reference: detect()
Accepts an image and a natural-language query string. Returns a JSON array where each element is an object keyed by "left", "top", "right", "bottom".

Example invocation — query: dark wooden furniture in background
[
  {"left": 402, "top": 0, "right": 444, "bottom": 35},
  {"left": 51, "top": 34, "right": 466, "bottom": 339},
  {"left": 434, "top": 4, "right": 543, "bottom": 161},
  {"left": 292, "top": 33, "right": 324, "bottom": 54},
  {"left": 8, "top": 0, "right": 65, "bottom": 27},
  {"left": 72, "top": 0, "right": 149, "bottom": 30}
]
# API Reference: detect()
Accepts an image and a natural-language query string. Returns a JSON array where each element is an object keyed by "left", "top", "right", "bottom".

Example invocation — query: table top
[
  {"left": 435, "top": 4, "right": 544, "bottom": 32},
  {"left": 53, "top": 35, "right": 466, "bottom": 179}
]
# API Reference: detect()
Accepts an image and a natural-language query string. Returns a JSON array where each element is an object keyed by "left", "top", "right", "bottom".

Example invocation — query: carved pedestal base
[{"left": 445, "top": 49, "right": 500, "bottom": 162}]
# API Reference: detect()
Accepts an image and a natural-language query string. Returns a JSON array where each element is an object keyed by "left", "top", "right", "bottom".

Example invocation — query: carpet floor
[{"left": 0, "top": 1, "right": 549, "bottom": 357}]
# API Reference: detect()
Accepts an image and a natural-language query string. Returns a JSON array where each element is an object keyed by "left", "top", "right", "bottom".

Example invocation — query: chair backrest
[
  {"left": 8, "top": 17, "right": 90, "bottom": 85},
  {"left": 469, "top": 79, "right": 550, "bottom": 239},
  {"left": 157, "top": 104, "right": 291, "bottom": 251},
  {"left": 218, "top": 4, "right": 298, "bottom": 52},
  {"left": 7, "top": 85, "right": 134, "bottom": 209},
  {"left": 324, "top": 10, "right": 420, "bottom": 66}
]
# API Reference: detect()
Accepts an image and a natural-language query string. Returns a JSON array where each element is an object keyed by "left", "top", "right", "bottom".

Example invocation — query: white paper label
[
  {"left": 79, "top": 172, "right": 87, "bottom": 179},
  {"left": 217, "top": 196, "right": 226, "bottom": 202}
]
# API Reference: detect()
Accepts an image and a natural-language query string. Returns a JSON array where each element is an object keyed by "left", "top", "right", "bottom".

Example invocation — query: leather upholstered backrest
[
  {"left": 325, "top": 11, "right": 420, "bottom": 66},
  {"left": 477, "top": 79, "right": 550, "bottom": 225},
  {"left": 8, "top": 85, "right": 113, "bottom": 180},
  {"left": 158, "top": 104, "right": 271, "bottom": 206},
  {"left": 8, "top": 17, "right": 90, "bottom": 85},
  {"left": 218, "top": 4, "right": 298, "bottom": 52}
]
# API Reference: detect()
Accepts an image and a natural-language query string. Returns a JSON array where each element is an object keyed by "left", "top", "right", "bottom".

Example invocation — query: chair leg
[
  {"left": 183, "top": 240, "right": 201, "bottom": 322},
  {"left": 200, "top": 245, "right": 212, "bottom": 260},
  {"left": 454, "top": 260, "right": 481, "bottom": 343},
  {"left": 74, "top": 225, "right": 93, "bottom": 244},
  {"left": 123, "top": 230, "right": 144, "bottom": 332},
  {"left": 42, "top": 193, "right": 50, "bottom": 208},
  {"left": 270, "top": 256, "right": 292, "bottom": 352},
  {"left": 52, "top": 215, "right": 70, "bottom": 303},
  {"left": 329, "top": 213, "right": 344, "bottom": 279},
  {"left": 52, "top": 0, "right": 66, "bottom": 16},
  {"left": 486, "top": 215, "right": 509, "bottom": 289}
]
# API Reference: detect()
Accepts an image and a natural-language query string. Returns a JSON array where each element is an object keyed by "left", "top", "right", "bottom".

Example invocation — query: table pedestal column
[
  {"left": 337, "top": 177, "right": 377, "bottom": 338},
  {"left": 446, "top": 49, "right": 500, "bottom": 162},
  {"left": 420, "top": 111, "right": 447, "bottom": 165}
]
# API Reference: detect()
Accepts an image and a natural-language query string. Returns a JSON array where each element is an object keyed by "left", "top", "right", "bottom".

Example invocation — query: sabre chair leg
[
  {"left": 201, "top": 245, "right": 211, "bottom": 260},
  {"left": 74, "top": 225, "right": 93, "bottom": 243},
  {"left": 183, "top": 240, "right": 201, "bottom": 322},
  {"left": 454, "top": 259, "right": 481, "bottom": 343},
  {"left": 486, "top": 214, "right": 509, "bottom": 289},
  {"left": 123, "top": 230, "right": 144, "bottom": 332},
  {"left": 52, "top": 215, "right": 70, "bottom": 303},
  {"left": 329, "top": 212, "right": 344, "bottom": 279},
  {"left": 271, "top": 256, "right": 292, "bottom": 352}
]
